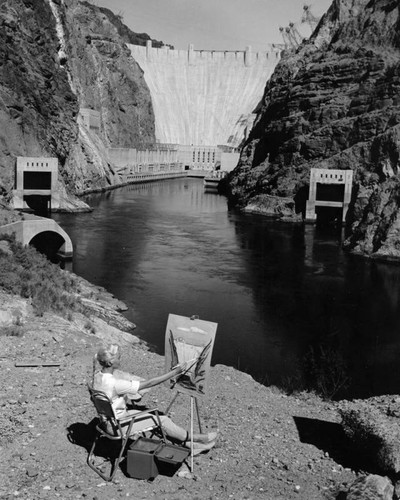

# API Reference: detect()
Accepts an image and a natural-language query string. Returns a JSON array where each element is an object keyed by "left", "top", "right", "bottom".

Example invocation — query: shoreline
[
  {"left": 0, "top": 256, "right": 399, "bottom": 498},
  {"left": 0, "top": 282, "right": 358, "bottom": 500},
  {"left": 4, "top": 182, "right": 400, "bottom": 265},
  {"left": 239, "top": 204, "right": 400, "bottom": 266},
  {"left": 1, "top": 205, "right": 400, "bottom": 497}
]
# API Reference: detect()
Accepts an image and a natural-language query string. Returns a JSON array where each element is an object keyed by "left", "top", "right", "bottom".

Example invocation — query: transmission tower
[
  {"left": 301, "top": 4, "right": 319, "bottom": 31},
  {"left": 280, "top": 22, "right": 303, "bottom": 50},
  {"left": 279, "top": 26, "right": 292, "bottom": 49},
  {"left": 288, "top": 22, "right": 303, "bottom": 45}
]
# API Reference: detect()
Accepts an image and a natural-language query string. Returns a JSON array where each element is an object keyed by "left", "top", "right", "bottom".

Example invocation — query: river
[{"left": 53, "top": 178, "right": 400, "bottom": 399}]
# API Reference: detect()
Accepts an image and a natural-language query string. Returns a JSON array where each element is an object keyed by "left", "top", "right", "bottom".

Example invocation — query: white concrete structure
[
  {"left": 108, "top": 146, "right": 183, "bottom": 174},
  {"left": 306, "top": 168, "right": 353, "bottom": 223},
  {"left": 13, "top": 157, "right": 60, "bottom": 210},
  {"left": 107, "top": 147, "right": 185, "bottom": 183},
  {"left": 0, "top": 215, "right": 73, "bottom": 258},
  {"left": 177, "top": 145, "right": 220, "bottom": 171},
  {"left": 128, "top": 42, "right": 282, "bottom": 147},
  {"left": 79, "top": 108, "right": 101, "bottom": 133},
  {"left": 108, "top": 144, "right": 239, "bottom": 173},
  {"left": 108, "top": 146, "right": 180, "bottom": 171}
]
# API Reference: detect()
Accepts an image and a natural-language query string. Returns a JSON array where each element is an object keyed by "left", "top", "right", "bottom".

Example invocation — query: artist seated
[{"left": 92, "top": 344, "right": 217, "bottom": 455}]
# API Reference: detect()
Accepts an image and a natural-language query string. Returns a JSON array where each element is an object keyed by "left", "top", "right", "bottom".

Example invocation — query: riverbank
[
  {"left": 0, "top": 287, "right": 360, "bottom": 500},
  {"left": 1, "top": 206, "right": 399, "bottom": 499},
  {"left": 0, "top": 266, "right": 364, "bottom": 500}
]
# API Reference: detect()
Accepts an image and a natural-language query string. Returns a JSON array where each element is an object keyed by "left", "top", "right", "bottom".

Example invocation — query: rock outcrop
[
  {"left": 226, "top": 0, "right": 400, "bottom": 260},
  {"left": 345, "top": 475, "right": 394, "bottom": 500},
  {"left": 339, "top": 397, "right": 400, "bottom": 476},
  {"left": 0, "top": 0, "right": 156, "bottom": 207}
]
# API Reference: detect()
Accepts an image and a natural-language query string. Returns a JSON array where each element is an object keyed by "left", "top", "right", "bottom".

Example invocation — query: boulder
[
  {"left": 340, "top": 400, "right": 400, "bottom": 475},
  {"left": 346, "top": 474, "right": 393, "bottom": 500}
]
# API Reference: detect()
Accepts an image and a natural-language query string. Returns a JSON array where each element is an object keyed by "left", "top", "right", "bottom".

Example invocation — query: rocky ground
[{"left": 0, "top": 277, "right": 374, "bottom": 500}]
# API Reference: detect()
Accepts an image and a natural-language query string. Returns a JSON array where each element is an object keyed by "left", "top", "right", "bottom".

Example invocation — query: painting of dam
[{"left": 128, "top": 42, "right": 282, "bottom": 147}]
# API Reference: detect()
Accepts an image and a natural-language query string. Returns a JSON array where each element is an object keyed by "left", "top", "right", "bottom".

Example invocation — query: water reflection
[{"left": 54, "top": 179, "right": 400, "bottom": 399}]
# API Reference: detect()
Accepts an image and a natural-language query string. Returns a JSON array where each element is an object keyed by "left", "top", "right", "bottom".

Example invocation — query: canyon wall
[
  {"left": 0, "top": 0, "right": 156, "bottom": 207},
  {"left": 226, "top": 0, "right": 400, "bottom": 261},
  {"left": 129, "top": 43, "right": 282, "bottom": 147}
]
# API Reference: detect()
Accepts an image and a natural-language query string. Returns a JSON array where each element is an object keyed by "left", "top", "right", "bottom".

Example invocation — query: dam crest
[{"left": 136, "top": 41, "right": 281, "bottom": 66}]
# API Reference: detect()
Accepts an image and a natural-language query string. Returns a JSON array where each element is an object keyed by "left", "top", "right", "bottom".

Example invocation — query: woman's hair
[
  {"left": 96, "top": 344, "right": 120, "bottom": 367},
  {"left": 92, "top": 344, "right": 120, "bottom": 385}
]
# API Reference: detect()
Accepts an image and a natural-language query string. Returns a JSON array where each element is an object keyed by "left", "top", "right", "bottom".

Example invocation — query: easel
[
  {"left": 164, "top": 313, "right": 217, "bottom": 472},
  {"left": 165, "top": 391, "right": 203, "bottom": 472}
]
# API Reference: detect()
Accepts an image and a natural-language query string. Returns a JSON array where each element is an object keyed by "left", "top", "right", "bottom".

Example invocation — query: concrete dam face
[{"left": 128, "top": 43, "right": 282, "bottom": 147}]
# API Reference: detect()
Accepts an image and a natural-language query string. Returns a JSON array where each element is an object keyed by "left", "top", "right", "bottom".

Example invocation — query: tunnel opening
[
  {"left": 24, "top": 195, "right": 51, "bottom": 215},
  {"left": 315, "top": 184, "right": 345, "bottom": 229},
  {"left": 315, "top": 206, "right": 343, "bottom": 230},
  {"left": 29, "top": 231, "right": 66, "bottom": 263}
]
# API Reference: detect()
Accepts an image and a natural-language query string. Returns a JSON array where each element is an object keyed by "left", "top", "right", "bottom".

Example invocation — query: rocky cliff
[
  {"left": 0, "top": 0, "right": 156, "bottom": 207},
  {"left": 226, "top": 0, "right": 400, "bottom": 261}
]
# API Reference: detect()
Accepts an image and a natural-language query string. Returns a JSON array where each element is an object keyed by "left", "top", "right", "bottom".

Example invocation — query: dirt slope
[{"left": 0, "top": 290, "right": 362, "bottom": 500}]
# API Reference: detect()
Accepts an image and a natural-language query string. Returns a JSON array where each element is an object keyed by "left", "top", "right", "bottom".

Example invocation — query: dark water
[{"left": 53, "top": 178, "right": 400, "bottom": 399}]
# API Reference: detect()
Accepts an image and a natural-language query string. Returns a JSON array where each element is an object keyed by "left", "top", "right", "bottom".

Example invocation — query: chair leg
[
  {"left": 110, "top": 435, "right": 130, "bottom": 482},
  {"left": 87, "top": 433, "right": 131, "bottom": 482},
  {"left": 87, "top": 434, "right": 112, "bottom": 482}
]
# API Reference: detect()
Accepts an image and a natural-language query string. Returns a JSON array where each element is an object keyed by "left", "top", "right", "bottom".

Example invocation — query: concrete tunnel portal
[
  {"left": 0, "top": 217, "right": 73, "bottom": 262},
  {"left": 29, "top": 230, "right": 70, "bottom": 262}
]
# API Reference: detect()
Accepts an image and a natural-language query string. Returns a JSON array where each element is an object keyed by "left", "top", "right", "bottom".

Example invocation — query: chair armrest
[
  {"left": 119, "top": 408, "right": 165, "bottom": 441},
  {"left": 117, "top": 408, "right": 158, "bottom": 423}
]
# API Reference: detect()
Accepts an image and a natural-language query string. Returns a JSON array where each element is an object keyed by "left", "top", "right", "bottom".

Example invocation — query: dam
[{"left": 128, "top": 42, "right": 282, "bottom": 148}]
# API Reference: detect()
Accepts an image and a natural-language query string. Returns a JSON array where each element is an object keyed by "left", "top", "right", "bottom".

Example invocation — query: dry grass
[{"left": 0, "top": 234, "right": 81, "bottom": 316}]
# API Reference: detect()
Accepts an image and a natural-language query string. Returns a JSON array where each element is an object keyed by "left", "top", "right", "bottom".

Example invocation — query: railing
[{"left": 121, "top": 170, "right": 187, "bottom": 185}]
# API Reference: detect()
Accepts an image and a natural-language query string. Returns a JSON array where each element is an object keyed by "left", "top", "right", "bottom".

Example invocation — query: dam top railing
[{"left": 129, "top": 41, "right": 283, "bottom": 66}]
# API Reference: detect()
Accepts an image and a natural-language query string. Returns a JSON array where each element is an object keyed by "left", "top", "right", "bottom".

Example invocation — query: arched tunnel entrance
[
  {"left": 29, "top": 231, "right": 68, "bottom": 264},
  {"left": 24, "top": 195, "right": 51, "bottom": 215}
]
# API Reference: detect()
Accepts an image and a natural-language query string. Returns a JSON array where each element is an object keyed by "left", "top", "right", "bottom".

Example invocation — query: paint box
[
  {"left": 126, "top": 438, "right": 162, "bottom": 480},
  {"left": 155, "top": 443, "right": 190, "bottom": 465},
  {"left": 155, "top": 443, "right": 190, "bottom": 476}
]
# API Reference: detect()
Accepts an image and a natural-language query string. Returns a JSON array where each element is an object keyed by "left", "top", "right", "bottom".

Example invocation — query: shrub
[
  {"left": 0, "top": 235, "right": 82, "bottom": 317},
  {"left": 303, "top": 344, "right": 351, "bottom": 400}
]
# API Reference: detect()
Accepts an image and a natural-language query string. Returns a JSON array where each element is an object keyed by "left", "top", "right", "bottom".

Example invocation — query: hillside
[
  {"left": 0, "top": 282, "right": 358, "bottom": 500},
  {"left": 226, "top": 0, "right": 400, "bottom": 261},
  {"left": 1, "top": 222, "right": 400, "bottom": 499},
  {"left": 0, "top": 0, "right": 156, "bottom": 206}
]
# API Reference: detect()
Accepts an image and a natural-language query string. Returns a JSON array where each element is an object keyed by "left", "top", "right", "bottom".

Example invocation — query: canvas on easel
[{"left": 164, "top": 314, "right": 217, "bottom": 397}]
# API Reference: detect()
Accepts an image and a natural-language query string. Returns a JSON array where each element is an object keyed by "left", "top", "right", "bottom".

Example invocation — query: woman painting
[{"left": 92, "top": 344, "right": 217, "bottom": 455}]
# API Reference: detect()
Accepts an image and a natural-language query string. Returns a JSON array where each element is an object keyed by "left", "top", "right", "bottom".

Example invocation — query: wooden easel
[
  {"left": 164, "top": 313, "right": 217, "bottom": 472},
  {"left": 166, "top": 391, "right": 202, "bottom": 472}
]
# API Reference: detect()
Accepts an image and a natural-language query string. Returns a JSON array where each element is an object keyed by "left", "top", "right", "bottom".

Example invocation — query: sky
[{"left": 93, "top": 0, "right": 333, "bottom": 53}]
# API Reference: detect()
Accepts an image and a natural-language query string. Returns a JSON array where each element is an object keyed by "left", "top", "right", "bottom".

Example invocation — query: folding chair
[{"left": 87, "top": 384, "right": 164, "bottom": 482}]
